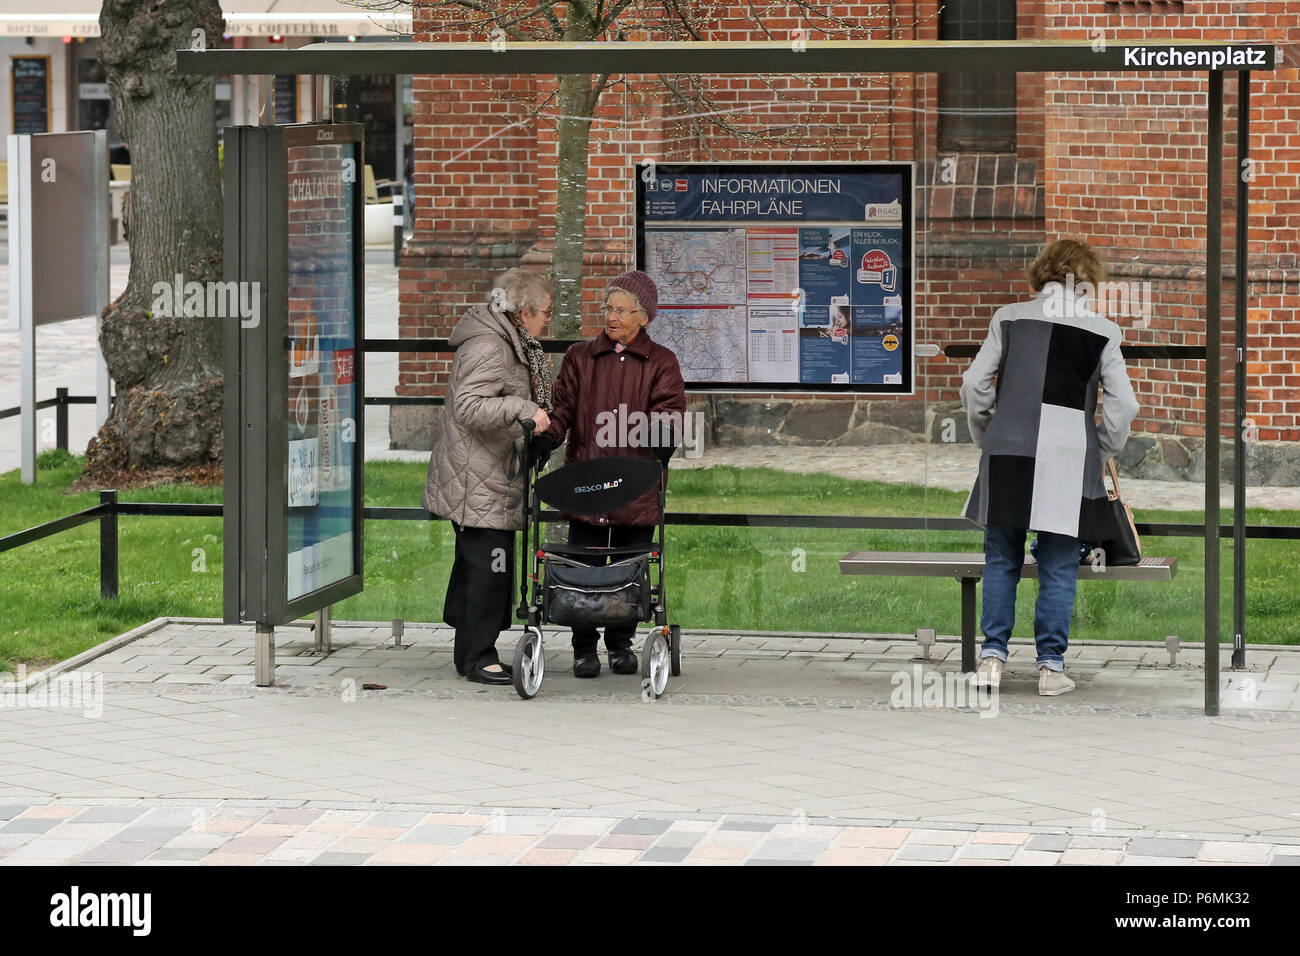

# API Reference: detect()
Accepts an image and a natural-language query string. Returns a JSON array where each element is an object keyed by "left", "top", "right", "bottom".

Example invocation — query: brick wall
[
  {"left": 1044, "top": 0, "right": 1300, "bottom": 442},
  {"left": 396, "top": 0, "right": 1299, "bottom": 453}
]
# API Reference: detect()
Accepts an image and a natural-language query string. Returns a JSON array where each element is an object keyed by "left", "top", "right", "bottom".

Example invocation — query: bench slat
[{"left": 839, "top": 551, "right": 1177, "bottom": 582}]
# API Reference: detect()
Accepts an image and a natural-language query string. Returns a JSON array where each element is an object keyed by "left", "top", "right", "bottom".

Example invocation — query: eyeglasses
[{"left": 603, "top": 305, "right": 644, "bottom": 318}]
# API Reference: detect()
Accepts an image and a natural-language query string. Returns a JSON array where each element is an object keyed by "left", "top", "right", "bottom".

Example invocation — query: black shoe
[
  {"left": 466, "top": 667, "right": 512, "bottom": 685},
  {"left": 458, "top": 663, "right": 510, "bottom": 677},
  {"left": 573, "top": 654, "right": 601, "bottom": 678},
  {"left": 609, "top": 649, "right": 638, "bottom": 674}
]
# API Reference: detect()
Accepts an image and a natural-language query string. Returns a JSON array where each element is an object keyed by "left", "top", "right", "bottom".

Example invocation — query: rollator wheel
[
  {"left": 640, "top": 629, "right": 670, "bottom": 700},
  {"left": 513, "top": 626, "right": 545, "bottom": 700},
  {"left": 669, "top": 624, "right": 682, "bottom": 677}
]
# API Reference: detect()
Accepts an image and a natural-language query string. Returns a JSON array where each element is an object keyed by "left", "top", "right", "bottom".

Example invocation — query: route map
[
  {"left": 653, "top": 306, "right": 748, "bottom": 383},
  {"left": 644, "top": 229, "right": 746, "bottom": 306}
]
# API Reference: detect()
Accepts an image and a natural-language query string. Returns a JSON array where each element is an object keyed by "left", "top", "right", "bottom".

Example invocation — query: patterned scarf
[{"left": 508, "top": 313, "right": 554, "bottom": 412}]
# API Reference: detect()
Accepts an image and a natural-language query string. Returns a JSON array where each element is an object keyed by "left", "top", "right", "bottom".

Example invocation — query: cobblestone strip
[{"left": 1, "top": 801, "right": 1296, "bottom": 866}]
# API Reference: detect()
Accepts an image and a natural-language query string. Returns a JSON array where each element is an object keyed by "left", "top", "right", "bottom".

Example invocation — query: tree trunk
[
  {"left": 550, "top": 7, "right": 605, "bottom": 339},
  {"left": 551, "top": 75, "right": 598, "bottom": 339},
  {"left": 84, "top": 0, "right": 226, "bottom": 485}
]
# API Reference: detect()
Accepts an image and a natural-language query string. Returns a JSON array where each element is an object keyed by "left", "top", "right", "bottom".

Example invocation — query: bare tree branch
[{"left": 744, "top": 0, "right": 776, "bottom": 41}]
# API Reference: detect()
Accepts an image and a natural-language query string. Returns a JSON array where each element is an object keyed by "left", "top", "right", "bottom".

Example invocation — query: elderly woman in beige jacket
[{"left": 422, "top": 268, "right": 552, "bottom": 685}]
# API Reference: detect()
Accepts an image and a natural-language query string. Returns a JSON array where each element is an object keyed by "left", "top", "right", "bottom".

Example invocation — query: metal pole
[
  {"left": 92, "top": 129, "right": 112, "bottom": 431},
  {"left": 256, "top": 623, "right": 276, "bottom": 686},
  {"left": 1232, "top": 72, "right": 1250, "bottom": 671},
  {"left": 1205, "top": 71, "right": 1224, "bottom": 717},
  {"left": 11, "top": 135, "right": 36, "bottom": 485},
  {"left": 99, "top": 489, "right": 118, "bottom": 600},
  {"left": 257, "top": 75, "right": 274, "bottom": 126},
  {"left": 314, "top": 606, "right": 332, "bottom": 655},
  {"left": 960, "top": 578, "right": 976, "bottom": 672},
  {"left": 55, "top": 387, "right": 68, "bottom": 451}
]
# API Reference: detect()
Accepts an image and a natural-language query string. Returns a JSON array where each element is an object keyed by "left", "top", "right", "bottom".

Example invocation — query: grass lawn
[{"left": 2, "top": 454, "right": 1298, "bottom": 672}]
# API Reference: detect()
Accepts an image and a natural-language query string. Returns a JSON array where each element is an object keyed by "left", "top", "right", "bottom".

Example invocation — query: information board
[
  {"left": 11, "top": 56, "right": 50, "bottom": 135},
  {"left": 223, "top": 122, "right": 365, "bottom": 629},
  {"left": 635, "top": 163, "right": 914, "bottom": 393}
]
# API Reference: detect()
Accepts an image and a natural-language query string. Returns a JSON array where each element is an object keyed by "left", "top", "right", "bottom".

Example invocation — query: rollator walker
[{"left": 511, "top": 422, "right": 682, "bottom": 700}]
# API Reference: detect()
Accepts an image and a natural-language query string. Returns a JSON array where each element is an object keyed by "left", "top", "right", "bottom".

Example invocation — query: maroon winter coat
[{"left": 545, "top": 329, "right": 687, "bottom": 527}]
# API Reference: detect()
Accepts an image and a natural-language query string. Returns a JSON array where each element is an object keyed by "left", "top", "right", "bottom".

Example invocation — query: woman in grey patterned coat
[
  {"left": 422, "top": 269, "right": 553, "bottom": 685},
  {"left": 961, "top": 239, "right": 1138, "bottom": 697}
]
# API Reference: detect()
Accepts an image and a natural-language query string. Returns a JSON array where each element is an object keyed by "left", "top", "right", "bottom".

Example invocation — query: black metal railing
[
  {"left": 0, "top": 388, "right": 103, "bottom": 453},
  {"left": 4, "top": 493, "right": 1300, "bottom": 610},
  {"left": 4, "top": 359, "right": 1299, "bottom": 607}
]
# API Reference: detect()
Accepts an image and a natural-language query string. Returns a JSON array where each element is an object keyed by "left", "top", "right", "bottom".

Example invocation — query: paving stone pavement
[
  {"left": 3, "top": 620, "right": 1300, "bottom": 865},
  {"left": 61, "top": 618, "right": 1300, "bottom": 714},
  {"left": 1, "top": 800, "right": 1299, "bottom": 866}
]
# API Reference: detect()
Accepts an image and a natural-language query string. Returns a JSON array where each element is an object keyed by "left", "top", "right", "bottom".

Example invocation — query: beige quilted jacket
[{"left": 421, "top": 305, "right": 540, "bottom": 530}]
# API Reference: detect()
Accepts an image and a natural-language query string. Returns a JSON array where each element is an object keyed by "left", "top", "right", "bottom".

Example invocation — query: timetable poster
[
  {"left": 284, "top": 140, "right": 360, "bottom": 602},
  {"left": 636, "top": 163, "right": 913, "bottom": 393}
]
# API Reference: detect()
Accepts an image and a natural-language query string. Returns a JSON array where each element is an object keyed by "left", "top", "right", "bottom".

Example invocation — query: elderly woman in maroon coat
[{"left": 538, "top": 270, "right": 687, "bottom": 678}]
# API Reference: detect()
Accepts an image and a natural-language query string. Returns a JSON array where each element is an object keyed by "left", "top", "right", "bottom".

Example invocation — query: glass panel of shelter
[{"left": 318, "top": 66, "right": 1235, "bottom": 669}]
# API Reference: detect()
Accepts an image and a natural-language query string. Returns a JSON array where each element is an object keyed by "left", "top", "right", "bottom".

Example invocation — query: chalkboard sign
[
  {"left": 11, "top": 56, "right": 50, "bottom": 135},
  {"left": 274, "top": 75, "right": 297, "bottom": 125}
]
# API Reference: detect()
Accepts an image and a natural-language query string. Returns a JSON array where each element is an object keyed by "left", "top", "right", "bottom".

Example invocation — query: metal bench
[{"left": 838, "top": 551, "right": 1178, "bottom": 671}]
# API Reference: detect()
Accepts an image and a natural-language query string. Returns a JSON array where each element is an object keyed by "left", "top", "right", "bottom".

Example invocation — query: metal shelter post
[
  {"left": 256, "top": 624, "right": 276, "bottom": 686},
  {"left": 1232, "top": 72, "right": 1251, "bottom": 671},
  {"left": 9, "top": 135, "right": 36, "bottom": 485},
  {"left": 93, "top": 128, "right": 112, "bottom": 429},
  {"left": 314, "top": 606, "right": 333, "bottom": 654},
  {"left": 1205, "top": 70, "right": 1224, "bottom": 716}
]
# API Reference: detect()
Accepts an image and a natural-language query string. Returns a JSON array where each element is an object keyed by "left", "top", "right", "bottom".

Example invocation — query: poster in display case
[
  {"left": 635, "top": 162, "right": 915, "bottom": 394},
  {"left": 223, "top": 123, "right": 365, "bottom": 627}
]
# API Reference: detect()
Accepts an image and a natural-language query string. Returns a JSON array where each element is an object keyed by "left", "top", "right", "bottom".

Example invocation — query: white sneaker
[
  {"left": 975, "top": 657, "right": 1004, "bottom": 686},
  {"left": 1038, "top": 666, "right": 1075, "bottom": 697}
]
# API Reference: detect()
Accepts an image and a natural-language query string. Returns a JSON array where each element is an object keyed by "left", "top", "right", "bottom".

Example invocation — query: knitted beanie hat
[{"left": 607, "top": 270, "right": 659, "bottom": 322}]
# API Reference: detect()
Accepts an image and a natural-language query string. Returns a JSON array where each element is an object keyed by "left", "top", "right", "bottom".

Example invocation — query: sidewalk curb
[
  {"left": 7, "top": 616, "right": 171, "bottom": 691},
  {"left": 138, "top": 617, "right": 1300, "bottom": 654}
]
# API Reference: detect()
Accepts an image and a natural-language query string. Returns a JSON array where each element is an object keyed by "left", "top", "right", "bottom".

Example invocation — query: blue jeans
[{"left": 978, "top": 526, "right": 1081, "bottom": 672}]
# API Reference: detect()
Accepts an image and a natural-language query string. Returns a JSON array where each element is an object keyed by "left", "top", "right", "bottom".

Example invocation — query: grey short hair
[{"left": 491, "top": 268, "right": 551, "bottom": 314}]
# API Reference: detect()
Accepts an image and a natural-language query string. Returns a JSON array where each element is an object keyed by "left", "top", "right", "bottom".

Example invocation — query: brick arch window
[{"left": 938, "top": 0, "right": 1018, "bottom": 152}]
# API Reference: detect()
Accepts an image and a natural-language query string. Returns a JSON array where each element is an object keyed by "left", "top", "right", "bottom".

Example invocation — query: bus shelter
[{"left": 181, "top": 39, "right": 1278, "bottom": 715}]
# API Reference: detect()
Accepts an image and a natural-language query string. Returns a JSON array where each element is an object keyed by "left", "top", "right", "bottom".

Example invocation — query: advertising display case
[{"left": 223, "top": 122, "right": 365, "bottom": 633}]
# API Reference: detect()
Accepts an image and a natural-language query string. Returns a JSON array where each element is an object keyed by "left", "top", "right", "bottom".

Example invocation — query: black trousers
[
  {"left": 568, "top": 522, "right": 654, "bottom": 657},
  {"left": 443, "top": 524, "right": 515, "bottom": 673}
]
